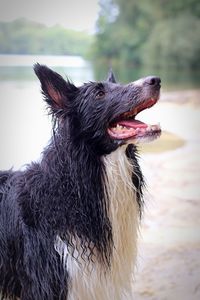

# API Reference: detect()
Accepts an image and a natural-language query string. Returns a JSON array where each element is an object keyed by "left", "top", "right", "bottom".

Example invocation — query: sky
[{"left": 0, "top": 0, "right": 100, "bottom": 32}]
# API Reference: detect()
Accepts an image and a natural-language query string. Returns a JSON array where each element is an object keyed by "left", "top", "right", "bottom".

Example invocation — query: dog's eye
[{"left": 95, "top": 91, "right": 105, "bottom": 99}]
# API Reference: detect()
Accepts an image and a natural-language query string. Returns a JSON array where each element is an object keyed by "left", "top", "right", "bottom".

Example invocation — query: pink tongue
[{"left": 118, "top": 120, "right": 148, "bottom": 129}]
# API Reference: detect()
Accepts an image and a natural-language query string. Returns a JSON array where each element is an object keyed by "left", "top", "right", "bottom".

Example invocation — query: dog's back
[{"left": 0, "top": 166, "right": 68, "bottom": 300}]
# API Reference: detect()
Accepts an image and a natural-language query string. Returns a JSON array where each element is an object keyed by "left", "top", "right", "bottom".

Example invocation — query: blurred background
[{"left": 0, "top": 0, "right": 200, "bottom": 299}]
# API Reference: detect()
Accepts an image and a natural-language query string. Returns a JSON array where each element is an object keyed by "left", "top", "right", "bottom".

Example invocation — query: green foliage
[
  {"left": 0, "top": 19, "right": 93, "bottom": 56},
  {"left": 92, "top": 0, "right": 200, "bottom": 75},
  {"left": 142, "top": 13, "right": 200, "bottom": 69}
]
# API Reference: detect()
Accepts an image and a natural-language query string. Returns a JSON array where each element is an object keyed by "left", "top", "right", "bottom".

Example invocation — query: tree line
[
  {"left": 0, "top": 1, "right": 199, "bottom": 80},
  {"left": 0, "top": 18, "right": 92, "bottom": 57},
  {"left": 91, "top": 0, "right": 200, "bottom": 76}
]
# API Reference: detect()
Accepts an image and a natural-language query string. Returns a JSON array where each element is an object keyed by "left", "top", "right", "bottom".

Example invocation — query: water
[
  {"left": 94, "top": 64, "right": 200, "bottom": 90},
  {"left": 0, "top": 54, "right": 94, "bottom": 84},
  {"left": 0, "top": 54, "right": 87, "bottom": 67}
]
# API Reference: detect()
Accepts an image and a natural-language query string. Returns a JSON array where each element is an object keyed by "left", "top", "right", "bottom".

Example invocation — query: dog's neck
[
  {"left": 102, "top": 146, "right": 140, "bottom": 297},
  {"left": 55, "top": 146, "right": 140, "bottom": 299},
  {"left": 40, "top": 133, "right": 144, "bottom": 265},
  {"left": 40, "top": 134, "right": 113, "bottom": 263}
]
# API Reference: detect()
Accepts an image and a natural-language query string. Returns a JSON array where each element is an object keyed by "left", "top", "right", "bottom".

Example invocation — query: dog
[{"left": 0, "top": 64, "right": 161, "bottom": 300}]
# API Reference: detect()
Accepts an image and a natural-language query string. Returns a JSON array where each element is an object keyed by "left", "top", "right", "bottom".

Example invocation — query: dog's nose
[{"left": 144, "top": 76, "right": 161, "bottom": 87}]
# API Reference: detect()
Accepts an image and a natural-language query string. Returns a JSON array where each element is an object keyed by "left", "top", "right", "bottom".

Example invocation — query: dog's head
[{"left": 34, "top": 64, "right": 161, "bottom": 155}]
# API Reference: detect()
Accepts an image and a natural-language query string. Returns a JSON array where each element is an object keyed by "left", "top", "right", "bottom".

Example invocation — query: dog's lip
[
  {"left": 109, "top": 97, "right": 158, "bottom": 126},
  {"left": 116, "top": 97, "right": 158, "bottom": 122},
  {"left": 107, "top": 97, "right": 161, "bottom": 141}
]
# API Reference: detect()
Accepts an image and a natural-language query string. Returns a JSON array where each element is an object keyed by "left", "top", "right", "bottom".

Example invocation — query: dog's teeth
[
  {"left": 115, "top": 124, "right": 125, "bottom": 130},
  {"left": 146, "top": 125, "right": 151, "bottom": 131},
  {"left": 145, "top": 123, "right": 161, "bottom": 132},
  {"left": 151, "top": 124, "right": 159, "bottom": 130}
]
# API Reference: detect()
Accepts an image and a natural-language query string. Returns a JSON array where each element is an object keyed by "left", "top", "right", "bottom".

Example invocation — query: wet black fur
[{"left": 0, "top": 65, "right": 148, "bottom": 299}]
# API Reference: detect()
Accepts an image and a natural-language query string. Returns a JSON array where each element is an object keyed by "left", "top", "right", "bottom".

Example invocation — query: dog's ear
[
  {"left": 34, "top": 63, "right": 78, "bottom": 111},
  {"left": 106, "top": 69, "right": 117, "bottom": 83}
]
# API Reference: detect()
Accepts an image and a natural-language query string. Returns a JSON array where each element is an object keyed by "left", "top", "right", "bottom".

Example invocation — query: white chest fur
[{"left": 55, "top": 147, "right": 140, "bottom": 300}]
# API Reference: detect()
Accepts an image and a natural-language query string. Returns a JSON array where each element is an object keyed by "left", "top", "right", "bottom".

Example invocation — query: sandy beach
[{"left": 134, "top": 90, "right": 200, "bottom": 300}]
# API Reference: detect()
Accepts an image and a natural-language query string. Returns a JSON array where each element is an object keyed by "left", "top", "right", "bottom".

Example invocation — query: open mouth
[{"left": 107, "top": 98, "right": 161, "bottom": 142}]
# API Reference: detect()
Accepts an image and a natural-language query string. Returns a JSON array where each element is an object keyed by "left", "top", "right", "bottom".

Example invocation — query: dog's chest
[{"left": 55, "top": 148, "right": 139, "bottom": 300}]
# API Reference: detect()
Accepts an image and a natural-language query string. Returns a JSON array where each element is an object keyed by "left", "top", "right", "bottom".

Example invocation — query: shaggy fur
[{"left": 0, "top": 65, "right": 160, "bottom": 299}]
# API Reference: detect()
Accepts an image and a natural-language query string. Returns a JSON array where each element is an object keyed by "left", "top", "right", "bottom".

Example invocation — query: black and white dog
[{"left": 0, "top": 65, "right": 161, "bottom": 300}]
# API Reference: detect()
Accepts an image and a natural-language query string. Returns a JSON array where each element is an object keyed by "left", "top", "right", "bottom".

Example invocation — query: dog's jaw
[{"left": 107, "top": 95, "right": 161, "bottom": 144}]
